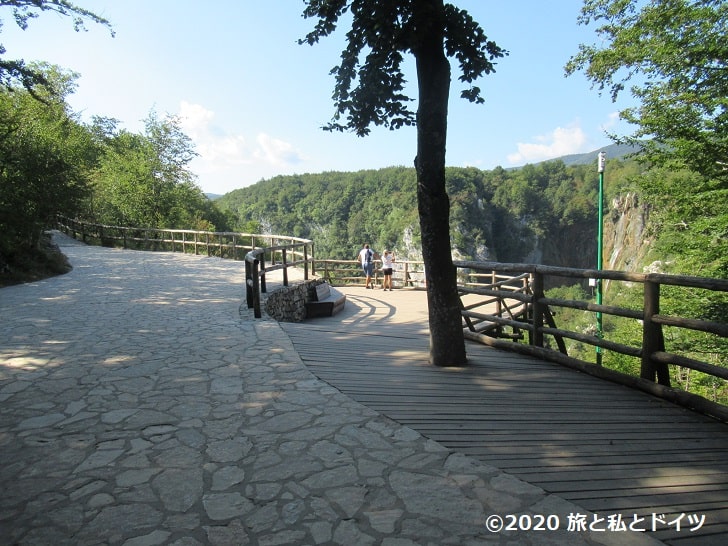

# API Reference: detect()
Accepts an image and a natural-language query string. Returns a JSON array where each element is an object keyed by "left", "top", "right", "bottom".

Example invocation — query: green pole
[{"left": 596, "top": 151, "right": 606, "bottom": 366}]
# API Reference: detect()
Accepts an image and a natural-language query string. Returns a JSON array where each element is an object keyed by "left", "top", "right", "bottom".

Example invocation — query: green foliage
[
  {"left": 299, "top": 0, "right": 506, "bottom": 136},
  {"left": 545, "top": 170, "right": 728, "bottom": 403},
  {"left": 544, "top": 283, "right": 599, "bottom": 358},
  {"left": 547, "top": 275, "right": 728, "bottom": 404},
  {"left": 599, "top": 280, "right": 645, "bottom": 376},
  {"left": 300, "top": 0, "right": 508, "bottom": 365},
  {"left": 0, "top": 65, "right": 92, "bottom": 254},
  {"left": 85, "top": 112, "right": 227, "bottom": 231},
  {"left": 0, "top": 64, "right": 228, "bottom": 273},
  {"left": 637, "top": 167, "right": 727, "bottom": 279},
  {"left": 600, "top": 280, "right": 728, "bottom": 403},
  {"left": 566, "top": 0, "right": 728, "bottom": 183},
  {"left": 217, "top": 167, "right": 417, "bottom": 259}
]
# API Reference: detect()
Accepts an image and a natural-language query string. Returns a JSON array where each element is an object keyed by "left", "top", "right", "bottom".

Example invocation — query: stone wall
[{"left": 263, "top": 278, "right": 326, "bottom": 322}]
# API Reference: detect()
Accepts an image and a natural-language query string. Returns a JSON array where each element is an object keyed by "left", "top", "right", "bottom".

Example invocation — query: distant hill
[
  {"left": 552, "top": 142, "right": 642, "bottom": 167},
  {"left": 210, "top": 143, "right": 641, "bottom": 199}
]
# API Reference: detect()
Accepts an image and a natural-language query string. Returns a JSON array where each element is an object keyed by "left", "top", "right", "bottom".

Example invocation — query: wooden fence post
[
  {"left": 282, "top": 249, "right": 289, "bottom": 286},
  {"left": 251, "top": 259, "right": 261, "bottom": 318},
  {"left": 259, "top": 252, "right": 267, "bottom": 294},
  {"left": 530, "top": 271, "right": 545, "bottom": 348},
  {"left": 304, "top": 245, "right": 310, "bottom": 280},
  {"left": 495, "top": 270, "right": 503, "bottom": 318},
  {"left": 642, "top": 280, "right": 670, "bottom": 385},
  {"left": 309, "top": 242, "right": 314, "bottom": 278},
  {"left": 245, "top": 259, "right": 253, "bottom": 308}
]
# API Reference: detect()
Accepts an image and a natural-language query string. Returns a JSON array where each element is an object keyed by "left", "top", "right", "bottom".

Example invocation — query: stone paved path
[{"left": 0, "top": 232, "right": 661, "bottom": 545}]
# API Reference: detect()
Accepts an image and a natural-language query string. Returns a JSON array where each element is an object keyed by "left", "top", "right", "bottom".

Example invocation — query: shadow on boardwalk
[{"left": 282, "top": 286, "right": 728, "bottom": 545}]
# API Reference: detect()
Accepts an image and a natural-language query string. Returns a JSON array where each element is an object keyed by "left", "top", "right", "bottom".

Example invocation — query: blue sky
[{"left": 2, "top": 1, "right": 634, "bottom": 194}]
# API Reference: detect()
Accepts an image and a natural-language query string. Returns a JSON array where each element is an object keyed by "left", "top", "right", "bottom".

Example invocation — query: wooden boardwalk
[{"left": 280, "top": 286, "right": 728, "bottom": 545}]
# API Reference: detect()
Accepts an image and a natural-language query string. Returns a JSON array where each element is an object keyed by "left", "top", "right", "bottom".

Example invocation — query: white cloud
[
  {"left": 507, "top": 123, "right": 588, "bottom": 165},
  {"left": 177, "top": 101, "right": 307, "bottom": 193},
  {"left": 178, "top": 101, "right": 250, "bottom": 167},
  {"left": 254, "top": 133, "right": 305, "bottom": 167},
  {"left": 177, "top": 101, "right": 215, "bottom": 140}
]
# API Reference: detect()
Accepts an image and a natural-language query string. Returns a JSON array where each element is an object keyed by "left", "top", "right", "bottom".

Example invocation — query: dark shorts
[
  {"left": 382, "top": 268, "right": 393, "bottom": 276},
  {"left": 363, "top": 263, "right": 374, "bottom": 276}
]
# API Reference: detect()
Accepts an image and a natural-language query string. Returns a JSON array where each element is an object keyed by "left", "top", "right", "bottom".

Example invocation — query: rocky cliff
[
  {"left": 451, "top": 191, "right": 652, "bottom": 283},
  {"left": 604, "top": 192, "right": 651, "bottom": 272},
  {"left": 543, "top": 192, "right": 651, "bottom": 274}
]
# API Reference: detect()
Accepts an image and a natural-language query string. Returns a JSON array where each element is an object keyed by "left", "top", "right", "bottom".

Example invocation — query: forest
[{"left": 214, "top": 157, "right": 641, "bottom": 268}]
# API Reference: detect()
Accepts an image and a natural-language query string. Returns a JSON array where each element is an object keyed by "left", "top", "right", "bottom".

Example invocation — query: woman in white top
[{"left": 381, "top": 250, "right": 395, "bottom": 290}]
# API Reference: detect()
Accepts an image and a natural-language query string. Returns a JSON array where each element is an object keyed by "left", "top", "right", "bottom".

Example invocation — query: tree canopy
[
  {"left": 87, "top": 111, "right": 225, "bottom": 231},
  {"left": 216, "top": 159, "right": 618, "bottom": 270},
  {"left": 0, "top": 65, "right": 92, "bottom": 253},
  {"left": 566, "top": 0, "right": 728, "bottom": 183},
  {"left": 299, "top": 0, "right": 505, "bottom": 136},
  {"left": 0, "top": 2, "right": 234, "bottom": 283}
]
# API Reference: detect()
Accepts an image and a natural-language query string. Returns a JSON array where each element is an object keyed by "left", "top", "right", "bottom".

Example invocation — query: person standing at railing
[
  {"left": 357, "top": 243, "right": 379, "bottom": 289},
  {"left": 381, "top": 250, "right": 395, "bottom": 291}
]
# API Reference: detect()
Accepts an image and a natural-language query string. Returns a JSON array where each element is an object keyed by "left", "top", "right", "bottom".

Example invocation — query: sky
[{"left": 1, "top": 0, "right": 635, "bottom": 195}]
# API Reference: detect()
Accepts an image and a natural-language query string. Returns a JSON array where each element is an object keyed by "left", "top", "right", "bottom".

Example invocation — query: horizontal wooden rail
[
  {"left": 57, "top": 216, "right": 313, "bottom": 263},
  {"left": 455, "top": 260, "right": 728, "bottom": 422},
  {"left": 540, "top": 296, "right": 643, "bottom": 320},
  {"left": 462, "top": 310, "right": 534, "bottom": 334},
  {"left": 315, "top": 259, "right": 426, "bottom": 288}
]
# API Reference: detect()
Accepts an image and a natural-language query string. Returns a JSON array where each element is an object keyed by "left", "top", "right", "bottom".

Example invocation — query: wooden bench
[{"left": 305, "top": 282, "right": 346, "bottom": 318}]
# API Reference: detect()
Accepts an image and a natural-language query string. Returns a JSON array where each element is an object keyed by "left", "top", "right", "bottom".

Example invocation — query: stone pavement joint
[{"left": 0, "top": 231, "right": 663, "bottom": 545}]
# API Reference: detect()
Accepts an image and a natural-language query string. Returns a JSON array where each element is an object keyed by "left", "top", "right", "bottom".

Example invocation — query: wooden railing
[
  {"left": 244, "top": 242, "right": 314, "bottom": 318},
  {"left": 242, "top": 257, "right": 428, "bottom": 318},
  {"left": 458, "top": 271, "right": 533, "bottom": 342},
  {"left": 57, "top": 216, "right": 314, "bottom": 262},
  {"left": 456, "top": 260, "right": 728, "bottom": 422},
  {"left": 315, "top": 258, "right": 426, "bottom": 287}
]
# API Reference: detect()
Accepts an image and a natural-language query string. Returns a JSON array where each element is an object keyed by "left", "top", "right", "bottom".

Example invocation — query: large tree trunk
[{"left": 412, "top": 0, "right": 467, "bottom": 367}]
